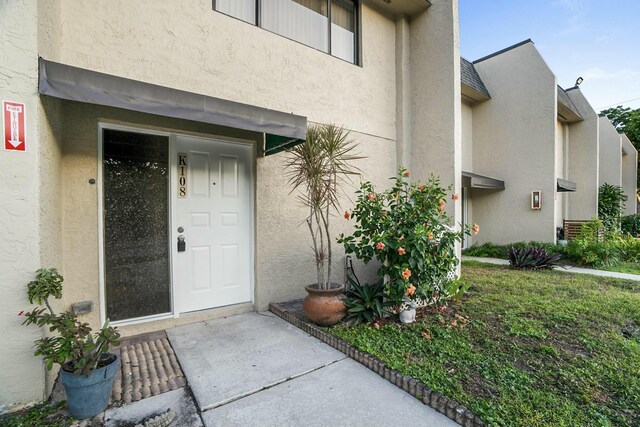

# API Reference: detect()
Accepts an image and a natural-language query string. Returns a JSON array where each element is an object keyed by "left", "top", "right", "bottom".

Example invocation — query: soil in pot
[{"left": 303, "top": 283, "right": 346, "bottom": 326}]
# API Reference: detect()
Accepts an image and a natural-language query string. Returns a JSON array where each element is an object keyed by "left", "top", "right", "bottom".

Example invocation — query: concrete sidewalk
[
  {"left": 463, "top": 256, "right": 640, "bottom": 281},
  {"left": 167, "top": 312, "right": 458, "bottom": 427}
]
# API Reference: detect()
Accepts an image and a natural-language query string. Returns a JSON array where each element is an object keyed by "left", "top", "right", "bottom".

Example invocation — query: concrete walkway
[
  {"left": 463, "top": 256, "right": 640, "bottom": 281},
  {"left": 166, "top": 312, "right": 458, "bottom": 427}
]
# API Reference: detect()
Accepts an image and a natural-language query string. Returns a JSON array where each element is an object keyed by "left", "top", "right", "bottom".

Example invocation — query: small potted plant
[
  {"left": 20, "top": 268, "right": 120, "bottom": 419},
  {"left": 285, "top": 124, "right": 362, "bottom": 326}
]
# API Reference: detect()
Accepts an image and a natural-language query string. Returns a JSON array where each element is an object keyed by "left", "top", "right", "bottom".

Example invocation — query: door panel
[{"left": 172, "top": 136, "right": 252, "bottom": 313}]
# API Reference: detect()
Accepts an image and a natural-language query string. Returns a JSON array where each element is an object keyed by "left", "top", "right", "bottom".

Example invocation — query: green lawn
[
  {"left": 331, "top": 262, "right": 640, "bottom": 427},
  {"left": 601, "top": 261, "right": 640, "bottom": 275}
]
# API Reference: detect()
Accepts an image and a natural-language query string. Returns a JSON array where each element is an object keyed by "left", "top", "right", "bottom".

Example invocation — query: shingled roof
[{"left": 461, "top": 57, "right": 490, "bottom": 98}]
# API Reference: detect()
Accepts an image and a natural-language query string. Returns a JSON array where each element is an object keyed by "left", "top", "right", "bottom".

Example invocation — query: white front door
[{"left": 171, "top": 135, "right": 253, "bottom": 313}]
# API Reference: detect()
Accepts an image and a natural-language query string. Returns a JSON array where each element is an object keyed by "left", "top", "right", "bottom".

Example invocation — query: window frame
[{"left": 212, "top": 0, "right": 361, "bottom": 66}]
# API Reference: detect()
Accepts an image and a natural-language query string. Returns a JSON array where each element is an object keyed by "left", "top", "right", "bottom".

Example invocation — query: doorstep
[{"left": 269, "top": 300, "right": 486, "bottom": 427}]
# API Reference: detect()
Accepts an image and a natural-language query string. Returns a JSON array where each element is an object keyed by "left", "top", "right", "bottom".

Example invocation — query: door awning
[
  {"left": 38, "top": 58, "right": 306, "bottom": 156},
  {"left": 462, "top": 171, "right": 505, "bottom": 190},
  {"left": 557, "top": 178, "right": 577, "bottom": 192}
]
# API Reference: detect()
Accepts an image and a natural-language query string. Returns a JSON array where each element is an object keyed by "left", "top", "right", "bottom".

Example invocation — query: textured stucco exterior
[
  {"left": 566, "top": 88, "right": 599, "bottom": 220},
  {"left": 554, "top": 120, "right": 569, "bottom": 230},
  {"left": 0, "top": 0, "right": 462, "bottom": 410},
  {"left": 599, "top": 117, "right": 623, "bottom": 187},
  {"left": 621, "top": 134, "right": 638, "bottom": 215},
  {"left": 409, "top": 0, "right": 462, "bottom": 265},
  {"left": 468, "top": 42, "right": 557, "bottom": 244}
]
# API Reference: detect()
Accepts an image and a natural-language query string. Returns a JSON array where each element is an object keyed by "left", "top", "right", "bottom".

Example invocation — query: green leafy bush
[
  {"left": 343, "top": 278, "right": 394, "bottom": 324},
  {"left": 462, "top": 242, "right": 508, "bottom": 258},
  {"left": 621, "top": 214, "right": 640, "bottom": 236},
  {"left": 463, "top": 241, "right": 564, "bottom": 259},
  {"left": 565, "top": 220, "right": 620, "bottom": 268},
  {"left": 338, "top": 168, "right": 471, "bottom": 305},
  {"left": 615, "top": 233, "right": 640, "bottom": 262},
  {"left": 599, "top": 183, "right": 626, "bottom": 232},
  {"left": 508, "top": 247, "right": 563, "bottom": 270}
]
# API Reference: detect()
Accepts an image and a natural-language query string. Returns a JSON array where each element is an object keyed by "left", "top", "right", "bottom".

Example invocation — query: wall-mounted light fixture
[{"left": 531, "top": 191, "right": 541, "bottom": 209}]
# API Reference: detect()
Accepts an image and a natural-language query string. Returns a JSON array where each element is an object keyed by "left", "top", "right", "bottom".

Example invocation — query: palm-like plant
[{"left": 285, "top": 124, "right": 362, "bottom": 290}]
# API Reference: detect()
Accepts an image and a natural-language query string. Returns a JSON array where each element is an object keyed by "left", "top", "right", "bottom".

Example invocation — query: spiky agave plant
[
  {"left": 508, "top": 247, "right": 562, "bottom": 270},
  {"left": 285, "top": 124, "right": 362, "bottom": 290}
]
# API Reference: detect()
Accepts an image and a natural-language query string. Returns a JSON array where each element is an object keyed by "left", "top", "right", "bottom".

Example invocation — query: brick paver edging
[{"left": 269, "top": 302, "right": 485, "bottom": 427}]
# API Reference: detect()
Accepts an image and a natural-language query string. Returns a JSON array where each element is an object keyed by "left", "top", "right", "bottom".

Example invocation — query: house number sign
[{"left": 178, "top": 153, "right": 188, "bottom": 198}]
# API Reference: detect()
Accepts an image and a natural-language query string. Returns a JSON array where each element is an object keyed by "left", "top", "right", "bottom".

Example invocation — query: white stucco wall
[
  {"left": 621, "top": 134, "right": 638, "bottom": 215},
  {"left": 598, "top": 116, "right": 622, "bottom": 187},
  {"left": 461, "top": 102, "right": 473, "bottom": 172},
  {"left": 566, "top": 88, "right": 599, "bottom": 220},
  {"left": 470, "top": 42, "right": 557, "bottom": 244},
  {"left": 409, "top": 0, "right": 462, "bottom": 263},
  {"left": 554, "top": 120, "right": 568, "bottom": 230},
  {"left": 0, "top": 0, "right": 46, "bottom": 411}
]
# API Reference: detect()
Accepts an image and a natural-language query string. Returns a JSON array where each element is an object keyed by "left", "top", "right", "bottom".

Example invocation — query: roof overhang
[
  {"left": 462, "top": 171, "right": 505, "bottom": 190},
  {"left": 557, "top": 178, "right": 577, "bottom": 192},
  {"left": 461, "top": 84, "right": 490, "bottom": 105},
  {"left": 557, "top": 86, "right": 582, "bottom": 123},
  {"left": 363, "top": 0, "right": 430, "bottom": 18},
  {"left": 38, "top": 58, "right": 306, "bottom": 156},
  {"left": 557, "top": 101, "right": 583, "bottom": 123}
]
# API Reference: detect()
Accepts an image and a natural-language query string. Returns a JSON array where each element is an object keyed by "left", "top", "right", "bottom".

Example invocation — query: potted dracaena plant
[
  {"left": 20, "top": 268, "right": 120, "bottom": 420},
  {"left": 285, "top": 124, "right": 362, "bottom": 326}
]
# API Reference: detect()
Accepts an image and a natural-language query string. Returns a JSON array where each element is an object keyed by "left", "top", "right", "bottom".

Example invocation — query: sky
[{"left": 459, "top": 0, "right": 640, "bottom": 111}]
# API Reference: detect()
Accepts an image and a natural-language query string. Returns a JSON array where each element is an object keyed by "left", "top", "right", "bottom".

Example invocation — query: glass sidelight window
[
  {"left": 102, "top": 129, "right": 171, "bottom": 322},
  {"left": 214, "top": 0, "right": 359, "bottom": 64}
]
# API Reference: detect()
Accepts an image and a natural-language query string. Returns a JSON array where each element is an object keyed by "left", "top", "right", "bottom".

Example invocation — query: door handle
[{"left": 177, "top": 235, "right": 186, "bottom": 252}]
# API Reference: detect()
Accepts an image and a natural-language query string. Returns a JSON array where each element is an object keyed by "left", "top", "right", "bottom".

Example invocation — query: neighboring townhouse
[
  {"left": 598, "top": 121, "right": 638, "bottom": 216},
  {"left": 0, "top": 0, "right": 462, "bottom": 410},
  {"left": 599, "top": 116, "right": 623, "bottom": 188},
  {"left": 621, "top": 134, "right": 638, "bottom": 216},
  {"left": 460, "top": 39, "right": 600, "bottom": 246}
]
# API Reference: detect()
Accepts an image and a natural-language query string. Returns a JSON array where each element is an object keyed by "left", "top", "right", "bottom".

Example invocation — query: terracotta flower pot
[{"left": 303, "top": 283, "right": 346, "bottom": 326}]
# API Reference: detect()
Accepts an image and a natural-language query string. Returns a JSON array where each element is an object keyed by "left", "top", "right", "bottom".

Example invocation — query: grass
[
  {"left": 331, "top": 262, "right": 640, "bottom": 427},
  {"left": 601, "top": 261, "right": 640, "bottom": 275}
]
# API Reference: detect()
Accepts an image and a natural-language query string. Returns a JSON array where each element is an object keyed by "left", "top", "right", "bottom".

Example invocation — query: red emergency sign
[{"left": 3, "top": 100, "right": 26, "bottom": 151}]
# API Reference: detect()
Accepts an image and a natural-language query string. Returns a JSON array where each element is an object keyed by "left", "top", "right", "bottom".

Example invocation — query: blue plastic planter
[{"left": 60, "top": 354, "right": 120, "bottom": 419}]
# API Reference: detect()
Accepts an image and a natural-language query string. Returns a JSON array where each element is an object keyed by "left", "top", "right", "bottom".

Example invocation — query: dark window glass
[{"left": 103, "top": 129, "right": 171, "bottom": 321}]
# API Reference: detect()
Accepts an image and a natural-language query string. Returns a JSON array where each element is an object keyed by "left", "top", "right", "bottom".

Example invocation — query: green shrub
[
  {"left": 615, "top": 233, "right": 640, "bottom": 262},
  {"left": 463, "top": 241, "right": 565, "bottom": 259},
  {"left": 621, "top": 214, "right": 640, "bottom": 236},
  {"left": 598, "top": 183, "right": 626, "bottom": 232},
  {"left": 462, "top": 242, "right": 508, "bottom": 258},
  {"left": 339, "top": 168, "right": 470, "bottom": 305},
  {"left": 564, "top": 220, "right": 620, "bottom": 268},
  {"left": 508, "top": 247, "right": 563, "bottom": 270}
]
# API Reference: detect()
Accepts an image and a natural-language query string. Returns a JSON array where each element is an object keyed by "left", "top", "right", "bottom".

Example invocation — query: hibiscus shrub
[{"left": 338, "top": 168, "right": 475, "bottom": 305}]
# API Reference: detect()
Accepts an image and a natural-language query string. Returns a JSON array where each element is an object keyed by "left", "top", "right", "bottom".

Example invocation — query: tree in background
[{"left": 601, "top": 106, "right": 640, "bottom": 195}]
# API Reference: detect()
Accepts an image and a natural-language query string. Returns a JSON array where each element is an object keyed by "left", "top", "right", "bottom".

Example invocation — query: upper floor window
[{"left": 214, "top": 0, "right": 359, "bottom": 64}]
